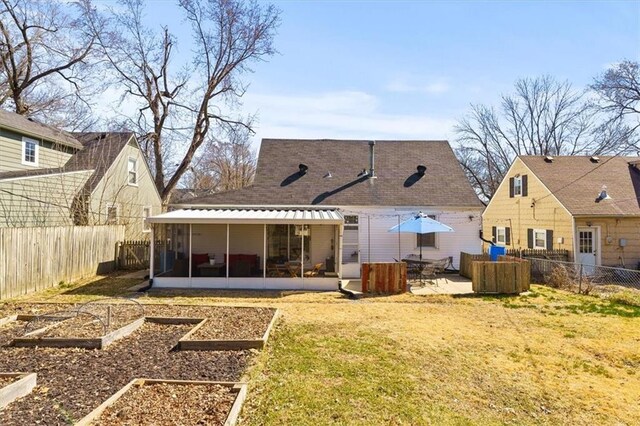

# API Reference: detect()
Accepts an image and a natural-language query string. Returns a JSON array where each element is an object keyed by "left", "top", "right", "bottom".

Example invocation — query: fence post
[{"left": 578, "top": 264, "right": 583, "bottom": 294}]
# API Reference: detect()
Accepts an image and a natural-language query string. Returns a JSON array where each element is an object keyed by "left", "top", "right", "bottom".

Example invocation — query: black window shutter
[
  {"left": 522, "top": 175, "right": 528, "bottom": 197},
  {"left": 527, "top": 228, "right": 533, "bottom": 249},
  {"left": 546, "top": 230, "right": 553, "bottom": 250},
  {"left": 509, "top": 178, "right": 514, "bottom": 198},
  {"left": 505, "top": 227, "right": 511, "bottom": 245},
  {"left": 492, "top": 226, "right": 497, "bottom": 242}
]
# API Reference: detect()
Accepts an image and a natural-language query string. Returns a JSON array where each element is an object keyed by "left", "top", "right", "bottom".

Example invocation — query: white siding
[{"left": 348, "top": 207, "right": 483, "bottom": 269}]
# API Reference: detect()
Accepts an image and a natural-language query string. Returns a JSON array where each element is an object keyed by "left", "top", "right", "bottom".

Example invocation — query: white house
[{"left": 147, "top": 139, "right": 483, "bottom": 290}]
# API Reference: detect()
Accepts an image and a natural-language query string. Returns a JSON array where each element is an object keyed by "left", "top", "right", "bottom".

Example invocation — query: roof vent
[
  {"left": 417, "top": 165, "right": 427, "bottom": 176},
  {"left": 544, "top": 155, "right": 554, "bottom": 163},
  {"left": 357, "top": 168, "right": 369, "bottom": 178},
  {"left": 590, "top": 156, "right": 600, "bottom": 163},
  {"left": 323, "top": 171, "right": 332, "bottom": 179},
  {"left": 596, "top": 185, "right": 611, "bottom": 202},
  {"left": 298, "top": 163, "right": 308, "bottom": 175}
]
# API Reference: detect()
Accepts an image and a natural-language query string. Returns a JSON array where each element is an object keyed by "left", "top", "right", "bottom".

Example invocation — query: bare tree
[
  {"left": 89, "top": 0, "right": 280, "bottom": 204},
  {"left": 591, "top": 60, "right": 640, "bottom": 146},
  {"left": 455, "top": 76, "right": 623, "bottom": 202},
  {"left": 187, "top": 124, "right": 256, "bottom": 192},
  {"left": 0, "top": 0, "right": 101, "bottom": 129}
]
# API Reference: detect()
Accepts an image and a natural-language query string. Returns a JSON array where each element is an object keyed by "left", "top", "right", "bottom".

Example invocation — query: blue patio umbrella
[{"left": 388, "top": 212, "right": 454, "bottom": 264}]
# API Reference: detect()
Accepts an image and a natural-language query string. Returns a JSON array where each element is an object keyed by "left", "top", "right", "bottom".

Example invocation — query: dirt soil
[
  {"left": 0, "top": 376, "right": 18, "bottom": 388},
  {"left": 94, "top": 382, "right": 236, "bottom": 426},
  {"left": 37, "top": 309, "right": 143, "bottom": 339},
  {"left": 180, "top": 307, "right": 275, "bottom": 340},
  {"left": 0, "top": 305, "right": 256, "bottom": 425}
]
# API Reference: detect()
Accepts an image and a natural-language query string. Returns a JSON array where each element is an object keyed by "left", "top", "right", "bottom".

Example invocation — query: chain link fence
[{"left": 529, "top": 258, "right": 640, "bottom": 294}]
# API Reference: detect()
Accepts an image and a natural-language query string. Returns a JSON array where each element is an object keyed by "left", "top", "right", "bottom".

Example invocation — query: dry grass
[{"left": 2, "top": 276, "right": 639, "bottom": 425}]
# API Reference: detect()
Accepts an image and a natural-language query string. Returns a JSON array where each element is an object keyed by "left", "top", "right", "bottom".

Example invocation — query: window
[
  {"left": 127, "top": 157, "right": 138, "bottom": 185},
  {"left": 142, "top": 206, "right": 152, "bottom": 233},
  {"left": 106, "top": 204, "right": 119, "bottom": 225},
  {"left": 417, "top": 214, "right": 437, "bottom": 248},
  {"left": 22, "top": 138, "right": 39, "bottom": 166},
  {"left": 513, "top": 176, "right": 522, "bottom": 196},
  {"left": 496, "top": 227, "right": 506, "bottom": 245},
  {"left": 533, "top": 229, "right": 546, "bottom": 249}
]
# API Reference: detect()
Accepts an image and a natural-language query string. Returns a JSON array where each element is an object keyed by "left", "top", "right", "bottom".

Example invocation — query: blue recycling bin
[{"left": 488, "top": 245, "right": 506, "bottom": 261}]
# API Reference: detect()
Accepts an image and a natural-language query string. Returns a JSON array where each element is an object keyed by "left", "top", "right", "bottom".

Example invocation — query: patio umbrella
[{"left": 388, "top": 213, "right": 454, "bottom": 284}]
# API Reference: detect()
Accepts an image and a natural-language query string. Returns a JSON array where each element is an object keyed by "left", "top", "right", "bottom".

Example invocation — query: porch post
[
  {"left": 338, "top": 223, "right": 344, "bottom": 279},
  {"left": 263, "top": 224, "right": 267, "bottom": 288},
  {"left": 226, "top": 223, "right": 230, "bottom": 287},
  {"left": 188, "top": 224, "right": 192, "bottom": 288},
  {"left": 149, "top": 224, "right": 155, "bottom": 279},
  {"left": 301, "top": 226, "right": 305, "bottom": 289}
]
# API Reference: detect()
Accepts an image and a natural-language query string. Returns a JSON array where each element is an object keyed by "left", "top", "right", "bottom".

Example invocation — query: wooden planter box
[
  {"left": 178, "top": 310, "right": 280, "bottom": 351},
  {"left": 75, "top": 378, "right": 247, "bottom": 426},
  {"left": 361, "top": 262, "right": 407, "bottom": 294},
  {"left": 12, "top": 317, "right": 145, "bottom": 349},
  {"left": 0, "top": 372, "right": 37, "bottom": 409},
  {"left": 472, "top": 260, "right": 531, "bottom": 294}
]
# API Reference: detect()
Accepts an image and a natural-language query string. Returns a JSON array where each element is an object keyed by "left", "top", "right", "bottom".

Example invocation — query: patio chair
[
  {"left": 267, "top": 263, "right": 285, "bottom": 277},
  {"left": 303, "top": 263, "right": 323, "bottom": 277},
  {"left": 420, "top": 264, "right": 438, "bottom": 286}
]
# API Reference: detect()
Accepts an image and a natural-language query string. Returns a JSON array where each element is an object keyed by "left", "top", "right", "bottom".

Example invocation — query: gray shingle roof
[
  {"left": 182, "top": 139, "right": 482, "bottom": 208},
  {"left": 0, "top": 108, "right": 83, "bottom": 149},
  {"left": 520, "top": 155, "right": 640, "bottom": 216}
]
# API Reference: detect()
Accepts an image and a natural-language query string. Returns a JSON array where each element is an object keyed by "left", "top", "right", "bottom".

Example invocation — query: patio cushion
[{"left": 192, "top": 253, "right": 209, "bottom": 266}]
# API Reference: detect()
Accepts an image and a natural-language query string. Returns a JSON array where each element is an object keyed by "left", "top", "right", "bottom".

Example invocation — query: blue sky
[{"left": 106, "top": 0, "right": 640, "bottom": 147}]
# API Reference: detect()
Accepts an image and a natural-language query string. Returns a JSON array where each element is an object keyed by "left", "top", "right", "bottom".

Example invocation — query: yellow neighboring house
[{"left": 483, "top": 155, "right": 640, "bottom": 269}]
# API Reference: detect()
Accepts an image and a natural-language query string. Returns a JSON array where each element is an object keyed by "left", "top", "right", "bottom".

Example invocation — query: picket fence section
[{"left": 0, "top": 225, "right": 124, "bottom": 300}]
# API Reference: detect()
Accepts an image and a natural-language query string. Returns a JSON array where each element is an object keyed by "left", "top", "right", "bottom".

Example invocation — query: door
[
  {"left": 341, "top": 215, "right": 360, "bottom": 278},
  {"left": 577, "top": 227, "right": 598, "bottom": 271}
]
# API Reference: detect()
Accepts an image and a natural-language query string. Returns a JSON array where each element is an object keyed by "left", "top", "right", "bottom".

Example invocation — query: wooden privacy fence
[
  {"left": 472, "top": 256, "right": 530, "bottom": 294},
  {"left": 117, "top": 240, "right": 151, "bottom": 270},
  {"left": 459, "top": 252, "right": 490, "bottom": 279},
  {"left": 361, "top": 262, "right": 407, "bottom": 294},
  {"left": 0, "top": 225, "right": 124, "bottom": 300}
]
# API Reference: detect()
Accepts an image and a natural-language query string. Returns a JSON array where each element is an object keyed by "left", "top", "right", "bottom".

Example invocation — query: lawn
[{"left": 2, "top": 275, "right": 639, "bottom": 425}]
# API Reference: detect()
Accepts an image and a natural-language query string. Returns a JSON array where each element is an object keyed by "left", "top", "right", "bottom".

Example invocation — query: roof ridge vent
[
  {"left": 544, "top": 155, "right": 554, "bottom": 163},
  {"left": 590, "top": 155, "right": 600, "bottom": 163}
]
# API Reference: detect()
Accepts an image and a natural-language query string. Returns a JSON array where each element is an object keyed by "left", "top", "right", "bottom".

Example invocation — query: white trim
[
  {"left": 0, "top": 169, "right": 93, "bottom": 183},
  {"left": 127, "top": 156, "right": 138, "bottom": 186},
  {"left": 142, "top": 206, "right": 152, "bottom": 233},
  {"left": 533, "top": 228, "right": 547, "bottom": 249},
  {"left": 513, "top": 175, "right": 523, "bottom": 196},
  {"left": 576, "top": 226, "right": 601, "bottom": 266},
  {"left": 21, "top": 137, "right": 39, "bottom": 167},
  {"left": 149, "top": 226, "right": 155, "bottom": 279},
  {"left": 495, "top": 226, "right": 507, "bottom": 245}
]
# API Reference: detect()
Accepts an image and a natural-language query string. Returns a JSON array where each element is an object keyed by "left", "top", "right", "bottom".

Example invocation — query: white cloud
[
  {"left": 243, "top": 90, "right": 455, "bottom": 147},
  {"left": 385, "top": 78, "right": 450, "bottom": 94}
]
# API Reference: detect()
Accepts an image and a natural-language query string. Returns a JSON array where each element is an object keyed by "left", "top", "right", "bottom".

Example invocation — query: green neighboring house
[{"left": 0, "top": 109, "right": 161, "bottom": 239}]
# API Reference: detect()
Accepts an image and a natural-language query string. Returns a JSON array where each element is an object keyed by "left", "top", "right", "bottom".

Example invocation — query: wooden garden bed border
[
  {"left": 0, "top": 372, "right": 37, "bottom": 409},
  {"left": 177, "top": 309, "right": 280, "bottom": 351},
  {"left": 11, "top": 317, "right": 145, "bottom": 349},
  {"left": 75, "top": 378, "right": 248, "bottom": 426}
]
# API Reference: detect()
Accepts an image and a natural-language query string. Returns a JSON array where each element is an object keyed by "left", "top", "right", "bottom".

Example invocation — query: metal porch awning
[{"left": 146, "top": 208, "right": 344, "bottom": 225}]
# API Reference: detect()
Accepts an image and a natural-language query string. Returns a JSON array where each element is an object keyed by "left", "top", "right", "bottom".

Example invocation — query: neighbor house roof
[
  {"left": 181, "top": 139, "right": 482, "bottom": 208},
  {"left": 0, "top": 109, "right": 83, "bottom": 149},
  {"left": 519, "top": 155, "right": 640, "bottom": 216},
  {"left": 68, "top": 132, "right": 135, "bottom": 194}
]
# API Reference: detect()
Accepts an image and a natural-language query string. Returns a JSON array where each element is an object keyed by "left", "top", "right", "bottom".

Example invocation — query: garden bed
[
  {"left": 178, "top": 309, "right": 279, "bottom": 351},
  {"left": 0, "top": 373, "right": 36, "bottom": 409},
  {"left": 0, "top": 315, "right": 252, "bottom": 425},
  {"left": 77, "top": 379, "right": 247, "bottom": 426}
]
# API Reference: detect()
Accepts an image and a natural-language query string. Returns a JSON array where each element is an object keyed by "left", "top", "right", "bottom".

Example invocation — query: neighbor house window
[
  {"left": 533, "top": 229, "right": 546, "bottom": 249},
  {"left": 142, "top": 206, "right": 151, "bottom": 232},
  {"left": 496, "top": 227, "right": 506, "bottom": 245},
  {"left": 417, "top": 214, "right": 437, "bottom": 248},
  {"left": 513, "top": 176, "right": 522, "bottom": 196},
  {"left": 127, "top": 157, "right": 138, "bottom": 185},
  {"left": 106, "top": 204, "right": 119, "bottom": 225},
  {"left": 22, "top": 138, "right": 39, "bottom": 166}
]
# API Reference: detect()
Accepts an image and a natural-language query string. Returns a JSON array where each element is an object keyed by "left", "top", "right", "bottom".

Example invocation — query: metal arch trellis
[
  {"left": 23, "top": 310, "right": 108, "bottom": 337},
  {"left": 75, "top": 297, "right": 146, "bottom": 327}
]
